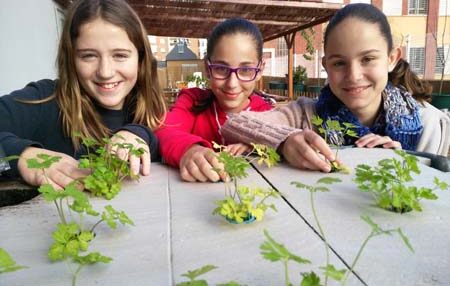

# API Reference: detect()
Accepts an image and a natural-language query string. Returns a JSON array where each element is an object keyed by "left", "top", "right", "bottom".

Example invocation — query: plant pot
[
  {"left": 269, "top": 81, "right": 287, "bottom": 90},
  {"left": 431, "top": 93, "right": 450, "bottom": 110},
  {"left": 294, "top": 83, "right": 305, "bottom": 92},
  {"left": 225, "top": 214, "right": 256, "bottom": 224},
  {"left": 306, "top": 85, "right": 322, "bottom": 93},
  {"left": 0, "top": 180, "right": 39, "bottom": 207}
]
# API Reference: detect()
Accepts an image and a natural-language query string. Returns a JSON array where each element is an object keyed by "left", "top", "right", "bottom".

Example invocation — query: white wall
[
  {"left": 0, "top": 0, "right": 62, "bottom": 95},
  {"left": 383, "top": 0, "right": 403, "bottom": 16}
]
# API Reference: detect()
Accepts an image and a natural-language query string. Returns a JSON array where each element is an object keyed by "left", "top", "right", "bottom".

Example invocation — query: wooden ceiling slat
[{"left": 55, "top": 0, "right": 342, "bottom": 40}]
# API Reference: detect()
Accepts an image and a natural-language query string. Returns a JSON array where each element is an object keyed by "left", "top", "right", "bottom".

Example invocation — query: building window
[
  {"left": 177, "top": 43, "right": 184, "bottom": 54},
  {"left": 435, "top": 47, "right": 444, "bottom": 75},
  {"left": 408, "top": 0, "right": 427, "bottom": 15},
  {"left": 409, "top": 47, "right": 425, "bottom": 74}
]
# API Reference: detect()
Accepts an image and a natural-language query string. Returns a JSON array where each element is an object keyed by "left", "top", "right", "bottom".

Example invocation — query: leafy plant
[
  {"left": 293, "top": 65, "right": 307, "bottom": 85},
  {"left": 78, "top": 134, "right": 146, "bottom": 200},
  {"left": 291, "top": 177, "right": 342, "bottom": 285},
  {"left": 261, "top": 214, "right": 413, "bottom": 286},
  {"left": 0, "top": 248, "right": 27, "bottom": 274},
  {"left": 186, "top": 74, "right": 209, "bottom": 88},
  {"left": 354, "top": 150, "right": 449, "bottom": 213},
  {"left": 284, "top": 177, "right": 414, "bottom": 285},
  {"left": 25, "top": 134, "right": 141, "bottom": 285},
  {"left": 177, "top": 264, "right": 243, "bottom": 286},
  {"left": 311, "top": 115, "right": 358, "bottom": 173},
  {"left": 212, "top": 143, "right": 280, "bottom": 223}
]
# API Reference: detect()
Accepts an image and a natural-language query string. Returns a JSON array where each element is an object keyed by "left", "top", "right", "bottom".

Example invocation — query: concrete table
[
  {"left": 252, "top": 148, "right": 450, "bottom": 286},
  {"left": 0, "top": 164, "right": 171, "bottom": 286}
]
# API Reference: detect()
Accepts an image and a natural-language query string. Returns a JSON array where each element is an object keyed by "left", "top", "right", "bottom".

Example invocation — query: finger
[
  {"left": 196, "top": 155, "right": 221, "bottom": 182},
  {"left": 304, "top": 131, "right": 335, "bottom": 162},
  {"left": 383, "top": 141, "right": 402, "bottom": 149},
  {"left": 186, "top": 161, "right": 209, "bottom": 182},
  {"left": 205, "top": 154, "right": 226, "bottom": 182},
  {"left": 301, "top": 147, "right": 332, "bottom": 172},
  {"left": 140, "top": 152, "right": 151, "bottom": 176},
  {"left": 233, "top": 145, "right": 250, "bottom": 156},
  {"left": 180, "top": 166, "right": 197, "bottom": 182},
  {"left": 115, "top": 148, "right": 129, "bottom": 161},
  {"left": 128, "top": 155, "right": 141, "bottom": 176}
]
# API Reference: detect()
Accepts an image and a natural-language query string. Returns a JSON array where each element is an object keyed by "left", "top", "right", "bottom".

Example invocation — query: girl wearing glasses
[
  {"left": 155, "top": 18, "right": 273, "bottom": 182},
  {"left": 221, "top": 3, "right": 450, "bottom": 172}
]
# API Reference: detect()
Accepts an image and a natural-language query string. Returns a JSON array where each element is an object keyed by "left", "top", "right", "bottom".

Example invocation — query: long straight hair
[{"left": 56, "top": 0, "right": 166, "bottom": 149}]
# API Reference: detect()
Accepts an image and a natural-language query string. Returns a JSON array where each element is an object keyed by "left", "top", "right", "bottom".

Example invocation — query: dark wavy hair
[
  {"left": 192, "top": 18, "right": 263, "bottom": 113},
  {"left": 324, "top": 3, "right": 431, "bottom": 103}
]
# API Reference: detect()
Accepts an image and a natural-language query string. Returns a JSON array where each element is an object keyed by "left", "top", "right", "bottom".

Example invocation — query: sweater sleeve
[
  {"left": 155, "top": 90, "right": 211, "bottom": 167},
  {"left": 416, "top": 102, "right": 450, "bottom": 156},
  {"left": 221, "top": 98, "right": 316, "bottom": 149},
  {"left": 114, "top": 124, "right": 160, "bottom": 162},
  {"left": 0, "top": 79, "right": 56, "bottom": 177}
]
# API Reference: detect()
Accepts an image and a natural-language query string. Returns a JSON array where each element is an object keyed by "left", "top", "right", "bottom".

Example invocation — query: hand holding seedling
[
  {"left": 109, "top": 131, "right": 150, "bottom": 176},
  {"left": 355, "top": 133, "right": 402, "bottom": 149},
  {"left": 280, "top": 129, "right": 336, "bottom": 172},
  {"left": 17, "top": 147, "right": 89, "bottom": 189},
  {"left": 180, "top": 144, "right": 226, "bottom": 182}
]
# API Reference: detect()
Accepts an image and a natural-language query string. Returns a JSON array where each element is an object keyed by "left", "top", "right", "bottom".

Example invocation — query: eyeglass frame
[{"left": 206, "top": 59, "right": 262, "bottom": 82}]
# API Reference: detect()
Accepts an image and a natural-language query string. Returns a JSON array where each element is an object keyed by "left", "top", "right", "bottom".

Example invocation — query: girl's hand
[
  {"left": 179, "top": 144, "right": 226, "bottom": 182},
  {"left": 355, "top": 133, "right": 402, "bottom": 149},
  {"left": 280, "top": 129, "right": 335, "bottom": 172},
  {"left": 224, "top": 143, "right": 251, "bottom": 156},
  {"left": 17, "top": 147, "right": 89, "bottom": 189},
  {"left": 111, "top": 130, "right": 151, "bottom": 176}
]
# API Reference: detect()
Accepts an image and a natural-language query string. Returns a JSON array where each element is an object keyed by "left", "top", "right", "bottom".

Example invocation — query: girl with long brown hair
[{"left": 0, "top": 0, "right": 166, "bottom": 188}]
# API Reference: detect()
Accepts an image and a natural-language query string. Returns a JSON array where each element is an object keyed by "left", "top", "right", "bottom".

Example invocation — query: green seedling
[
  {"left": 26, "top": 137, "right": 137, "bottom": 285},
  {"left": 292, "top": 177, "right": 342, "bottom": 286},
  {"left": 354, "top": 150, "right": 449, "bottom": 213},
  {"left": 0, "top": 248, "right": 27, "bottom": 274},
  {"left": 78, "top": 134, "right": 146, "bottom": 200},
  {"left": 311, "top": 115, "right": 357, "bottom": 173},
  {"left": 176, "top": 264, "right": 243, "bottom": 286},
  {"left": 212, "top": 143, "right": 280, "bottom": 223},
  {"left": 261, "top": 216, "right": 413, "bottom": 286}
]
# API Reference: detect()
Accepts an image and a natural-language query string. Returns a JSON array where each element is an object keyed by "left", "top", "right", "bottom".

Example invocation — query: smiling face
[
  {"left": 322, "top": 17, "right": 399, "bottom": 126},
  {"left": 207, "top": 33, "right": 264, "bottom": 113},
  {"left": 74, "top": 17, "right": 139, "bottom": 110}
]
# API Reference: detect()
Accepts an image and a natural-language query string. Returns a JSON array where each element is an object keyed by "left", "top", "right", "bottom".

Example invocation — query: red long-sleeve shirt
[{"left": 155, "top": 88, "right": 273, "bottom": 167}]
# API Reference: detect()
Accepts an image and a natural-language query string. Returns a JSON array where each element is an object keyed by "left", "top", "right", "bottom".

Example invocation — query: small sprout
[
  {"left": 311, "top": 115, "right": 358, "bottom": 173},
  {"left": 212, "top": 143, "right": 280, "bottom": 224}
]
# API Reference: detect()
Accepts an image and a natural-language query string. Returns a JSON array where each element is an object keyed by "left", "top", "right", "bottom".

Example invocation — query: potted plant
[
  {"left": 292, "top": 65, "right": 307, "bottom": 92},
  {"left": 212, "top": 142, "right": 280, "bottom": 224}
]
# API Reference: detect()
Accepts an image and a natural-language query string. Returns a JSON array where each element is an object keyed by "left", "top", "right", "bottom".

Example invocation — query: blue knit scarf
[{"left": 315, "top": 83, "right": 423, "bottom": 151}]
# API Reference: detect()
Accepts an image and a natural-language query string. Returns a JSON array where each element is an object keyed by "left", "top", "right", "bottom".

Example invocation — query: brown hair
[
  {"left": 56, "top": 0, "right": 166, "bottom": 149},
  {"left": 324, "top": 3, "right": 431, "bottom": 103}
]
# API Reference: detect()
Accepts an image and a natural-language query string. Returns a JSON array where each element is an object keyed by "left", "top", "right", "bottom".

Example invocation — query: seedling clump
[
  {"left": 354, "top": 150, "right": 449, "bottom": 213},
  {"left": 212, "top": 142, "right": 280, "bottom": 224},
  {"left": 311, "top": 115, "right": 357, "bottom": 173},
  {"left": 25, "top": 135, "right": 142, "bottom": 285}
]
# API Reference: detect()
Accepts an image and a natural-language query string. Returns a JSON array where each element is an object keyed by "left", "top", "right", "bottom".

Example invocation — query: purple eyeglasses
[{"left": 207, "top": 60, "right": 261, "bottom": 82}]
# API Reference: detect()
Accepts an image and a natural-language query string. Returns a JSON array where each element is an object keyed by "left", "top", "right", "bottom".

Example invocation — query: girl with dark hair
[
  {"left": 221, "top": 3, "right": 450, "bottom": 172},
  {"left": 0, "top": 0, "right": 166, "bottom": 188},
  {"left": 155, "top": 18, "right": 273, "bottom": 182}
]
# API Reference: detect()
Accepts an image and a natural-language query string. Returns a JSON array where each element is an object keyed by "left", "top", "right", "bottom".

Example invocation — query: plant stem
[
  {"left": 283, "top": 259, "right": 290, "bottom": 286},
  {"left": 340, "top": 232, "right": 374, "bottom": 286},
  {"left": 90, "top": 219, "right": 104, "bottom": 233},
  {"left": 310, "top": 191, "right": 329, "bottom": 286},
  {"left": 72, "top": 264, "right": 83, "bottom": 286}
]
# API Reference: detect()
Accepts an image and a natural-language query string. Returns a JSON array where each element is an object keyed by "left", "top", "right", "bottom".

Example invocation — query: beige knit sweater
[{"left": 222, "top": 97, "right": 450, "bottom": 156}]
